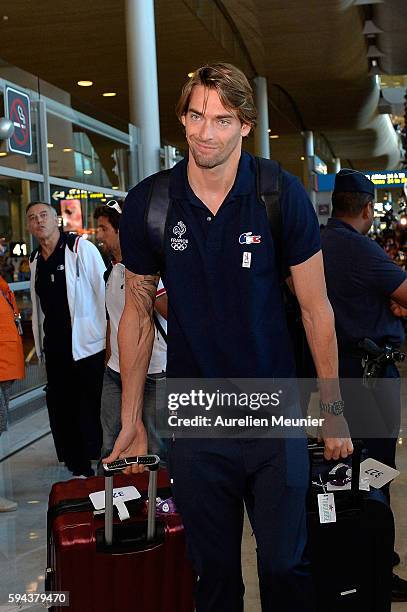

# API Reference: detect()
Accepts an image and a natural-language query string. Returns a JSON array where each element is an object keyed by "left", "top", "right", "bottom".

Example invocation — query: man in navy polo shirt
[{"left": 105, "top": 63, "right": 352, "bottom": 612}]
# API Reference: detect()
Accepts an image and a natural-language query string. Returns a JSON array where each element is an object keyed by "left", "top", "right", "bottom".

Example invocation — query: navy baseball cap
[{"left": 333, "top": 169, "right": 375, "bottom": 197}]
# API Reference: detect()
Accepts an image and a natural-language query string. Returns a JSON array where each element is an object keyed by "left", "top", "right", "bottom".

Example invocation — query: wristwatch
[{"left": 319, "top": 400, "right": 345, "bottom": 416}]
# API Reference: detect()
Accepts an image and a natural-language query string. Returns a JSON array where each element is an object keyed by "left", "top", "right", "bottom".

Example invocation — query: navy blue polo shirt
[
  {"left": 120, "top": 151, "right": 320, "bottom": 378},
  {"left": 321, "top": 217, "right": 406, "bottom": 350}
]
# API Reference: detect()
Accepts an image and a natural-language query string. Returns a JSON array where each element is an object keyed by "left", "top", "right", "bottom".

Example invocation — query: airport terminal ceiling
[{"left": 0, "top": 0, "right": 407, "bottom": 175}]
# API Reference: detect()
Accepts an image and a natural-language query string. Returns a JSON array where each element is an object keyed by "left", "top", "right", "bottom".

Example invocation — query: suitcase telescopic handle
[{"left": 103, "top": 455, "right": 160, "bottom": 546}]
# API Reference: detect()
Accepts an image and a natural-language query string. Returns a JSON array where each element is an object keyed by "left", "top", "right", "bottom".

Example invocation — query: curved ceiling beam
[{"left": 181, "top": 0, "right": 256, "bottom": 77}]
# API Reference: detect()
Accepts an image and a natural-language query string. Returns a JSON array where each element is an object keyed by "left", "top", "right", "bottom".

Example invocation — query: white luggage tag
[
  {"left": 317, "top": 476, "right": 336, "bottom": 524},
  {"left": 360, "top": 458, "right": 400, "bottom": 489},
  {"left": 89, "top": 486, "right": 141, "bottom": 521}
]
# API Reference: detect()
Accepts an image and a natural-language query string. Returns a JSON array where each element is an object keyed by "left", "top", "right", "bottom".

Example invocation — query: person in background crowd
[
  {"left": 321, "top": 169, "right": 407, "bottom": 601},
  {"left": 106, "top": 63, "right": 352, "bottom": 612},
  {"left": 27, "top": 201, "right": 106, "bottom": 478},
  {"left": 0, "top": 272, "right": 24, "bottom": 511},
  {"left": 94, "top": 202, "right": 168, "bottom": 468}
]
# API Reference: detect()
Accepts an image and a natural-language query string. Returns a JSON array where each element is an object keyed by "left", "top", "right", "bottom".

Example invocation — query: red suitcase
[{"left": 46, "top": 461, "right": 195, "bottom": 612}]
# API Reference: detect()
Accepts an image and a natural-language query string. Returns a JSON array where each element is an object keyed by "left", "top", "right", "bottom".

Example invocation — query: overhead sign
[
  {"left": 316, "top": 170, "right": 407, "bottom": 192},
  {"left": 5, "top": 86, "right": 32, "bottom": 156}
]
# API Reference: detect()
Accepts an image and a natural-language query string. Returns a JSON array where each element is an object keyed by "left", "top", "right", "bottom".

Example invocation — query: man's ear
[
  {"left": 181, "top": 114, "right": 186, "bottom": 128},
  {"left": 362, "top": 200, "right": 373, "bottom": 218},
  {"left": 241, "top": 122, "right": 251, "bottom": 138}
]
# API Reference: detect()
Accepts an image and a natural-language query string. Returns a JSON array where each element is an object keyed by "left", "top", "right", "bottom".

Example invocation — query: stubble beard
[{"left": 190, "top": 147, "right": 224, "bottom": 169}]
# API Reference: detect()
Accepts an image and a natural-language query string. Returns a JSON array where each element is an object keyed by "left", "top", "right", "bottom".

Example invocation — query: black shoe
[
  {"left": 393, "top": 551, "right": 401, "bottom": 567},
  {"left": 392, "top": 573, "right": 407, "bottom": 602}
]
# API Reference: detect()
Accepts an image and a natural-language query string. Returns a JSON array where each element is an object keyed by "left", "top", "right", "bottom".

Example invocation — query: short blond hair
[{"left": 176, "top": 63, "right": 257, "bottom": 128}]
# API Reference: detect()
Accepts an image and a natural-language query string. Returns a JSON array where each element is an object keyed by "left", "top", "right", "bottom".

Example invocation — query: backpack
[{"left": 145, "top": 157, "right": 285, "bottom": 277}]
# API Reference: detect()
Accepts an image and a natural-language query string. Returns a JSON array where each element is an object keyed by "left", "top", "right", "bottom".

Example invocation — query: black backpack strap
[
  {"left": 29, "top": 248, "right": 39, "bottom": 264},
  {"left": 103, "top": 262, "right": 113, "bottom": 284},
  {"left": 145, "top": 170, "right": 172, "bottom": 273},
  {"left": 255, "top": 157, "right": 287, "bottom": 279},
  {"left": 65, "top": 232, "right": 80, "bottom": 252},
  {"left": 153, "top": 313, "right": 167, "bottom": 344}
]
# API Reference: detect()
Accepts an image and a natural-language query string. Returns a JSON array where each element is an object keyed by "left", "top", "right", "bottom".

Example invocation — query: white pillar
[
  {"left": 253, "top": 76, "right": 270, "bottom": 159},
  {"left": 125, "top": 0, "right": 161, "bottom": 179},
  {"left": 333, "top": 158, "right": 341, "bottom": 173},
  {"left": 304, "top": 131, "right": 316, "bottom": 205},
  {"left": 304, "top": 130, "right": 314, "bottom": 158}
]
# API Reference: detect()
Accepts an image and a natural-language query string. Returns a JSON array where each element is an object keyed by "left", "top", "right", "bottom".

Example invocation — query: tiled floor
[{"left": 0, "top": 407, "right": 406, "bottom": 611}]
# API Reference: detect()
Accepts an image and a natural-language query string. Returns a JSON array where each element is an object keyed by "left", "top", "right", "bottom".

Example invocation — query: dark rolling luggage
[
  {"left": 46, "top": 459, "right": 195, "bottom": 612},
  {"left": 307, "top": 441, "right": 394, "bottom": 612}
]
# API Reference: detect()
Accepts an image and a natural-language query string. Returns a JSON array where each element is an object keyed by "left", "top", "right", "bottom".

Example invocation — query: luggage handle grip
[
  {"left": 308, "top": 439, "right": 363, "bottom": 497},
  {"left": 103, "top": 454, "right": 160, "bottom": 474}
]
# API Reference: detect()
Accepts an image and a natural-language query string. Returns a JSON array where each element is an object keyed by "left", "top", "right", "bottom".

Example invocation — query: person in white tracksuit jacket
[{"left": 27, "top": 201, "right": 106, "bottom": 477}]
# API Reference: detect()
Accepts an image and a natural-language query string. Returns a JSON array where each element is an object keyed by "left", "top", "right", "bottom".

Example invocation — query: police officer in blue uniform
[
  {"left": 321, "top": 169, "right": 407, "bottom": 601},
  {"left": 106, "top": 63, "right": 352, "bottom": 612}
]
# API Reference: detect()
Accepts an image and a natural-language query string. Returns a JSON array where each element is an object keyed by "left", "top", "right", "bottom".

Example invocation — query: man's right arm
[{"left": 103, "top": 270, "right": 159, "bottom": 472}]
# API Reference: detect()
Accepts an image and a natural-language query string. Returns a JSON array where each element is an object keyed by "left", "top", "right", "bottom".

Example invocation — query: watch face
[{"left": 321, "top": 401, "right": 344, "bottom": 415}]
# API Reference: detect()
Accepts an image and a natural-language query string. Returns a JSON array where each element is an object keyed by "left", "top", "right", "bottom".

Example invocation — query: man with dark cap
[{"left": 321, "top": 168, "right": 407, "bottom": 601}]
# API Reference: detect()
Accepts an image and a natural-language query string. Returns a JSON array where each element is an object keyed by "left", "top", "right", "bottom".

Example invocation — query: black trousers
[
  {"left": 169, "top": 437, "right": 314, "bottom": 612},
  {"left": 45, "top": 348, "right": 104, "bottom": 473}
]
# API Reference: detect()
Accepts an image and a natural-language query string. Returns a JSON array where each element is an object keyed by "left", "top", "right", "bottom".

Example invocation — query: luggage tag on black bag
[{"left": 317, "top": 475, "right": 336, "bottom": 524}]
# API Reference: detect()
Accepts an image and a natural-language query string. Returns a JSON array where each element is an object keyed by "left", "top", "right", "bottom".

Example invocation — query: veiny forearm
[
  {"left": 118, "top": 273, "right": 158, "bottom": 426},
  {"left": 301, "top": 297, "right": 341, "bottom": 403}
]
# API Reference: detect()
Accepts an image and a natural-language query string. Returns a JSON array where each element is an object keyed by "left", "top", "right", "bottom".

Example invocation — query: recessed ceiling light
[
  {"left": 83, "top": 169, "right": 93, "bottom": 175},
  {"left": 300, "top": 156, "right": 305, "bottom": 161},
  {"left": 63, "top": 148, "right": 73, "bottom": 152},
  {"left": 188, "top": 72, "right": 195, "bottom": 78},
  {"left": 270, "top": 134, "right": 280, "bottom": 139},
  {"left": 77, "top": 80, "right": 93, "bottom": 87},
  {"left": 102, "top": 92, "right": 117, "bottom": 97},
  {"left": 267, "top": 129, "right": 271, "bottom": 133},
  {"left": 47, "top": 143, "right": 54, "bottom": 148},
  {"left": 0, "top": 152, "right": 7, "bottom": 157},
  {"left": 3, "top": 15, "right": 8, "bottom": 21}
]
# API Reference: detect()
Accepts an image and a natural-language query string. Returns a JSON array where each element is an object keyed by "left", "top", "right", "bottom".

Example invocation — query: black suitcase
[{"left": 307, "top": 441, "right": 394, "bottom": 612}]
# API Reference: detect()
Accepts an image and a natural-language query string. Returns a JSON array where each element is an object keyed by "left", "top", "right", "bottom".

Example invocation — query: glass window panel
[{"left": 47, "top": 114, "right": 130, "bottom": 190}]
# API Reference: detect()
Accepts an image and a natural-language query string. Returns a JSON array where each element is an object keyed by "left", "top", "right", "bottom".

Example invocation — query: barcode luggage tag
[{"left": 318, "top": 493, "right": 336, "bottom": 524}]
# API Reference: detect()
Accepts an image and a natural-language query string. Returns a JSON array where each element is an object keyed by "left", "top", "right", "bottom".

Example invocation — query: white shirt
[
  {"left": 30, "top": 235, "right": 106, "bottom": 362},
  {"left": 106, "top": 264, "right": 167, "bottom": 374}
]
